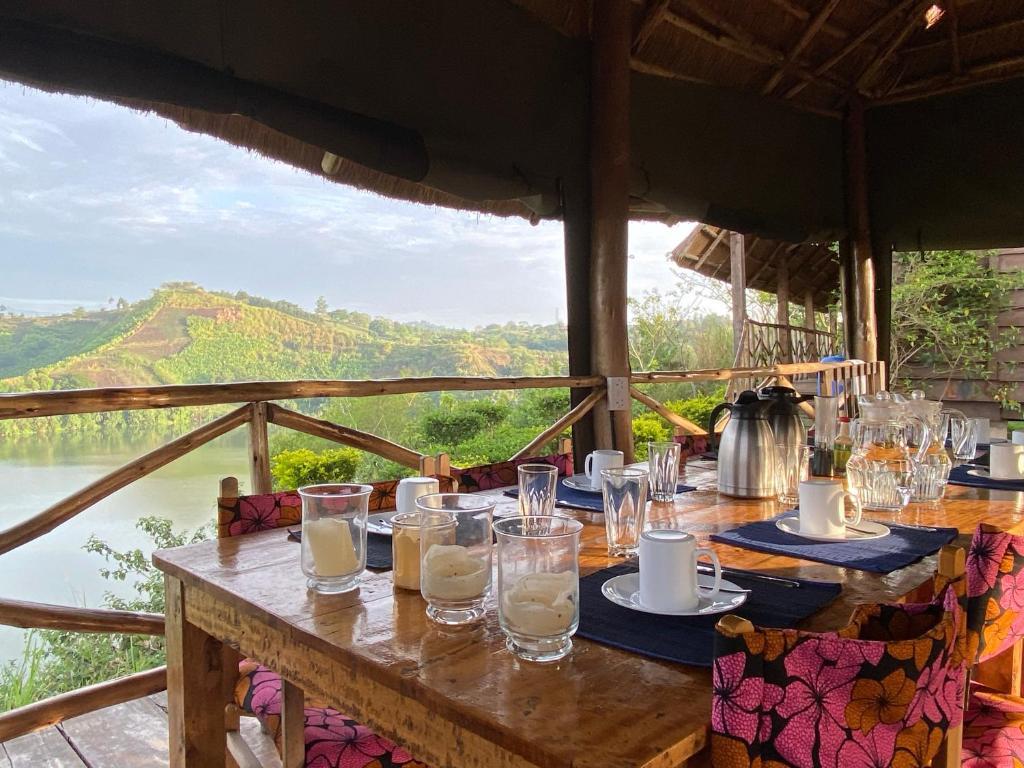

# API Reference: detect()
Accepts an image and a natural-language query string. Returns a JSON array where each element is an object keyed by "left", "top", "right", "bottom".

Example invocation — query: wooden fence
[{"left": 0, "top": 360, "right": 883, "bottom": 741}]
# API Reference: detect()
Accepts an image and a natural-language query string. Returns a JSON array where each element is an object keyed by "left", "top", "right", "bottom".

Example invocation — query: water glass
[
  {"left": 517, "top": 464, "right": 558, "bottom": 516},
  {"left": 601, "top": 467, "right": 648, "bottom": 556},
  {"left": 776, "top": 443, "right": 813, "bottom": 508},
  {"left": 647, "top": 441, "right": 681, "bottom": 502},
  {"left": 416, "top": 493, "right": 494, "bottom": 625},
  {"left": 494, "top": 515, "right": 582, "bottom": 663},
  {"left": 391, "top": 511, "right": 425, "bottom": 591},
  {"left": 956, "top": 418, "right": 983, "bottom": 462},
  {"left": 298, "top": 484, "right": 372, "bottom": 594}
]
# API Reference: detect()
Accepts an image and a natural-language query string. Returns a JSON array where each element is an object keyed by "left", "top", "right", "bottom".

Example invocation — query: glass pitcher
[
  {"left": 845, "top": 392, "right": 930, "bottom": 513},
  {"left": 903, "top": 390, "right": 968, "bottom": 504}
]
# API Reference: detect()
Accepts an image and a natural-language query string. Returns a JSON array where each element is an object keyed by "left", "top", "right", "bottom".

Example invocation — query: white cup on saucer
[
  {"left": 396, "top": 477, "right": 439, "bottom": 513},
  {"left": 990, "top": 443, "right": 1024, "bottom": 480},
  {"left": 585, "top": 449, "right": 624, "bottom": 490},
  {"left": 798, "top": 478, "right": 862, "bottom": 538},
  {"left": 639, "top": 529, "right": 721, "bottom": 612}
]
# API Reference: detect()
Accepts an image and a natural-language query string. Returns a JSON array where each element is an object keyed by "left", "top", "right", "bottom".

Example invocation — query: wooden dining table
[{"left": 153, "top": 460, "right": 1024, "bottom": 768}]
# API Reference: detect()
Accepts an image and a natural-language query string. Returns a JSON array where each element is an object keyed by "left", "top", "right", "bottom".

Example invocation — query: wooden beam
[
  {"left": 762, "top": 0, "right": 842, "bottom": 96},
  {"left": 873, "top": 235, "right": 894, "bottom": 375},
  {"left": 0, "top": 375, "right": 605, "bottom": 420},
  {"left": 632, "top": 0, "right": 671, "bottom": 54},
  {"left": 0, "top": 598, "right": 164, "bottom": 635},
  {"left": 784, "top": 0, "right": 919, "bottom": 100},
  {"left": 902, "top": 15, "right": 1024, "bottom": 56},
  {"left": 0, "top": 405, "right": 251, "bottom": 557},
  {"left": 948, "top": 0, "right": 962, "bottom": 76},
  {"left": 730, "top": 232, "right": 747, "bottom": 361},
  {"left": 629, "top": 386, "right": 706, "bottom": 435},
  {"left": 763, "top": 0, "right": 849, "bottom": 41},
  {"left": 776, "top": 258, "right": 792, "bottom": 363},
  {"left": 749, "top": 242, "right": 790, "bottom": 284},
  {"left": 844, "top": 99, "right": 878, "bottom": 362},
  {"left": 590, "top": 0, "right": 634, "bottom": 461},
  {"left": 0, "top": 666, "right": 166, "bottom": 741},
  {"left": 266, "top": 404, "right": 424, "bottom": 470},
  {"left": 248, "top": 401, "right": 272, "bottom": 495},
  {"left": 856, "top": 1, "right": 934, "bottom": 92},
  {"left": 877, "top": 53, "right": 1024, "bottom": 102},
  {"left": 630, "top": 360, "right": 867, "bottom": 384},
  {"left": 510, "top": 388, "right": 605, "bottom": 460},
  {"left": 804, "top": 290, "right": 816, "bottom": 330},
  {"left": 694, "top": 228, "right": 727, "bottom": 270}
]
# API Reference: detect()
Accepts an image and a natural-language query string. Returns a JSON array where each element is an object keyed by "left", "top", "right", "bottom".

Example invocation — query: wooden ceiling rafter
[
  {"left": 947, "top": 0, "right": 962, "bottom": 76},
  {"left": 748, "top": 242, "right": 789, "bottom": 284},
  {"left": 878, "top": 51, "right": 1024, "bottom": 102},
  {"left": 902, "top": 15, "right": 1024, "bottom": 56},
  {"left": 856, "top": 0, "right": 936, "bottom": 92},
  {"left": 632, "top": 0, "right": 671, "bottom": 54},
  {"left": 693, "top": 228, "right": 727, "bottom": 270},
  {"left": 762, "top": 0, "right": 843, "bottom": 96},
  {"left": 763, "top": 0, "right": 849, "bottom": 40}
]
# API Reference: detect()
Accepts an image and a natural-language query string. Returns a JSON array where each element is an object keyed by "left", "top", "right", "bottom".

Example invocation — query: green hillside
[{"left": 0, "top": 284, "right": 568, "bottom": 394}]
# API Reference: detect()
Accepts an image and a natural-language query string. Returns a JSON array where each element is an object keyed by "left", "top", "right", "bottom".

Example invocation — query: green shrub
[
  {"left": 665, "top": 389, "right": 725, "bottom": 432},
  {"left": 632, "top": 413, "right": 671, "bottom": 461},
  {"left": 270, "top": 447, "right": 360, "bottom": 490}
]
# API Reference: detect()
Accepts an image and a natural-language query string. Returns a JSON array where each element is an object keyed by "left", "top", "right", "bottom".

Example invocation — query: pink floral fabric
[
  {"left": 963, "top": 686, "right": 1024, "bottom": 767},
  {"left": 710, "top": 585, "right": 967, "bottom": 768},
  {"left": 235, "top": 661, "right": 427, "bottom": 768},
  {"left": 450, "top": 451, "right": 572, "bottom": 492}
]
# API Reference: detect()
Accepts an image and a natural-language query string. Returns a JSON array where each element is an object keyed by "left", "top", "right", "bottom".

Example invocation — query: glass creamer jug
[
  {"left": 903, "top": 390, "right": 968, "bottom": 504},
  {"left": 845, "top": 392, "right": 930, "bottom": 513}
]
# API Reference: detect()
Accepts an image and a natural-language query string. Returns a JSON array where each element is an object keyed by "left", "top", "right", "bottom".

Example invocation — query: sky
[{"left": 0, "top": 81, "right": 696, "bottom": 328}]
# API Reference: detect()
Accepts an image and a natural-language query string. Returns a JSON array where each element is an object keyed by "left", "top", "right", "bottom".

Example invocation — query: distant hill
[{"left": 0, "top": 284, "right": 568, "bottom": 392}]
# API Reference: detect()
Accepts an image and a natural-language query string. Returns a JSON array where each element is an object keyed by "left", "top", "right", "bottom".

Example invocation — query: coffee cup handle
[
  {"left": 585, "top": 453, "right": 593, "bottom": 480},
  {"left": 843, "top": 490, "right": 863, "bottom": 526},
  {"left": 696, "top": 548, "right": 721, "bottom": 599}
]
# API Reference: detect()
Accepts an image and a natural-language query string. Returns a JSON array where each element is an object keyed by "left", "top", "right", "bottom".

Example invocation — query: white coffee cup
[
  {"left": 396, "top": 477, "right": 439, "bottom": 513},
  {"left": 1012, "top": 430, "right": 1024, "bottom": 446},
  {"left": 990, "top": 443, "right": 1024, "bottom": 480},
  {"left": 639, "top": 529, "right": 721, "bottom": 612},
  {"left": 585, "top": 449, "right": 624, "bottom": 489},
  {"left": 798, "top": 478, "right": 862, "bottom": 538}
]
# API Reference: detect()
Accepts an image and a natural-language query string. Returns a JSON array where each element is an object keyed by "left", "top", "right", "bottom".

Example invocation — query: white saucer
[
  {"left": 562, "top": 474, "right": 602, "bottom": 493},
  {"left": 366, "top": 513, "right": 395, "bottom": 536},
  {"left": 601, "top": 572, "right": 748, "bottom": 616},
  {"left": 775, "top": 515, "right": 890, "bottom": 542}
]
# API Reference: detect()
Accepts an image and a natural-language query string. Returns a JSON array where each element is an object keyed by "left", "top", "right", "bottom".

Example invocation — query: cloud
[{"left": 0, "top": 81, "right": 696, "bottom": 327}]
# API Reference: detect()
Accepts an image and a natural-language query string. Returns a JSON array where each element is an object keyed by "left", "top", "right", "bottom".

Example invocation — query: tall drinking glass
[
  {"left": 517, "top": 464, "right": 558, "bottom": 516},
  {"left": 601, "top": 467, "right": 648, "bottom": 556},
  {"left": 776, "top": 443, "right": 813, "bottom": 508},
  {"left": 956, "top": 417, "right": 983, "bottom": 463},
  {"left": 648, "top": 441, "right": 681, "bottom": 502},
  {"left": 417, "top": 493, "right": 494, "bottom": 625},
  {"left": 494, "top": 515, "right": 582, "bottom": 663},
  {"left": 299, "top": 484, "right": 371, "bottom": 594}
]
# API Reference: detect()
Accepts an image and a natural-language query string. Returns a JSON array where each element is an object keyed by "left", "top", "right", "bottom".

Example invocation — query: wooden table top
[{"left": 153, "top": 461, "right": 1024, "bottom": 768}]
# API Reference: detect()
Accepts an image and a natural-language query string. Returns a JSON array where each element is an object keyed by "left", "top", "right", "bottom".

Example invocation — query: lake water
[{"left": 0, "top": 430, "right": 251, "bottom": 665}]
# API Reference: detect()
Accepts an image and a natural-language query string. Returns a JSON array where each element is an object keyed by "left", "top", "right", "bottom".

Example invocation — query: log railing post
[
  {"left": 776, "top": 258, "right": 792, "bottom": 363},
  {"left": 589, "top": 0, "right": 634, "bottom": 461},
  {"left": 730, "top": 233, "right": 747, "bottom": 362},
  {"left": 248, "top": 402, "right": 272, "bottom": 494}
]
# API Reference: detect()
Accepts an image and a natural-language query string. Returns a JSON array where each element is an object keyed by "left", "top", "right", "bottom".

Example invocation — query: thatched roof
[
  {"left": 2, "top": 2, "right": 1024, "bottom": 246},
  {"left": 670, "top": 224, "right": 838, "bottom": 307}
]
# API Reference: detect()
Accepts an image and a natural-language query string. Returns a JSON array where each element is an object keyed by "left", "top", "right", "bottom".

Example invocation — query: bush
[
  {"left": 632, "top": 413, "right": 671, "bottom": 461},
  {"left": 270, "top": 447, "right": 361, "bottom": 490},
  {"left": 665, "top": 389, "right": 725, "bottom": 433}
]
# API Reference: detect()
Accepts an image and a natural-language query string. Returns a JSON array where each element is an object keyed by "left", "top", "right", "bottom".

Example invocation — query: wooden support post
[
  {"left": 776, "top": 258, "right": 791, "bottom": 363},
  {"left": 730, "top": 232, "right": 747, "bottom": 361},
  {"left": 804, "top": 291, "right": 815, "bottom": 330},
  {"left": 563, "top": 172, "right": 597, "bottom": 472},
  {"left": 248, "top": 402, "right": 272, "bottom": 494},
  {"left": 873, "top": 235, "right": 893, "bottom": 375},
  {"left": 589, "top": 0, "right": 634, "bottom": 461},
  {"left": 843, "top": 98, "right": 879, "bottom": 362},
  {"left": 281, "top": 679, "right": 305, "bottom": 768}
]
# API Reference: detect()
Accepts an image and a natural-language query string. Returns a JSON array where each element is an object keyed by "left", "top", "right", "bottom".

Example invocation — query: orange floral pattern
[
  {"left": 449, "top": 451, "right": 572, "bottom": 492},
  {"left": 711, "top": 584, "right": 966, "bottom": 768}
]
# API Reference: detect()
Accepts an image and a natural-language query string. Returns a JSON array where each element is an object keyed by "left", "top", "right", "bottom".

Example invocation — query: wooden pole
[
  {"left": 510, "top": 388, "right": 605, "bottom": 460},
  {"left": 804, "top": 291, "right": 815, "bottom": 330},
  {"left": 589, "top": 0, "right": 634, "bottom": 461},
  {"left": 843, "top": 98, "right": 879, "bottom": 361},
  {"left": 248, "top": 402, "right": 272, "bottom": 494},
  {"left": 776, "top": 257, "right": 791, "bottom": 362},
  {"left": 730, "top": 232, "right": 747, "bottom": 361},
  {"left": 873, "top": 235, "right": 893, "bottom": 375}
]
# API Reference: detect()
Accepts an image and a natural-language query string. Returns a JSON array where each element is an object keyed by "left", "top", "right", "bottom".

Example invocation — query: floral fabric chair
[
  {"left": 447, "top": 448, "right": 573, "bottom": 492},
  {"left": 217, "top": 477, "right": 428, "bottom": 768},
  {"left": 960, "top": 523, "right": 1024, "bottom": 765},
  {"left": 711, "top": 560, "right": 967, "bottom": 768}
]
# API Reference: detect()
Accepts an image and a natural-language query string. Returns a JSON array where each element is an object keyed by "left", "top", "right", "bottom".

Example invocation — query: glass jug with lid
[
  {"left": 902, "top": 390, "right": 969, "bottom": 504},
  {"left": 845, "top": 392, "right": 930, "bottom": 512}
]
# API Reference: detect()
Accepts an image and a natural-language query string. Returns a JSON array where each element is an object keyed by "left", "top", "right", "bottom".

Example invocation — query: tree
[
  {"left": 890, "top": 250, "right": 1023, "bottom": 402},
  {"left": 315, "top": 296, "right": 329, "bottom": 316}
]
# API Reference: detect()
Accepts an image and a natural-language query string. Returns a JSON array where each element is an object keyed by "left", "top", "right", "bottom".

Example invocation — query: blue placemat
[
  {"left": 709, "top": 514, "right": 958, "bottom": 574},
  {"left": 288, "top": 528, "right": 393, "bottom": 570},
  {"left": 949, "top": 464, "right": 1024, "bottom": 491},
  {"left": 576, "top": 562, "right": 841, "bottom": 667},
  {"left": 504, "top": 481, "right": 697, "bottom": 512}
]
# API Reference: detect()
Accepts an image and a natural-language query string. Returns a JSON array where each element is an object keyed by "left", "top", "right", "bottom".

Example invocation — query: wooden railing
[
  {"left": 0, "top": 361, "right": 881, "bottom": 740},
  {"left": 740, "top": 318, "right": 837, "bottom": 368}
]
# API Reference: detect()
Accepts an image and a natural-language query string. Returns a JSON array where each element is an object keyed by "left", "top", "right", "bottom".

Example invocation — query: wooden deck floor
[{"left": 1, "top": 693, "right": 281, "bottom": 767}]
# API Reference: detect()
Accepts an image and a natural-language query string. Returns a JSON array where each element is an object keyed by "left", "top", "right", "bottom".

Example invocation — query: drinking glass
[
  {"left": 494, "top": 515, "right": 582, "bottom": 663},
  {"left": 601, "top": 467, "right": 648, "bottom": 556},
  {"left": 956, "top": 418, "right": 983, "bottom": 463},
  {"left": 416, "top": 493, "right": 494, "bottom": 625},
  {"left": 517, "top": 464, "right": 558, "bottom": 516},
  {"left": 776, "top": 443, "right": 813, "bottom": 508},
  {"left": 648, "top": 441, "right": 681, "bottom": 502},
  {"left": 298, "top": 484, "right": 371, "bottom": 594},
  {"left": 391, "top": 511, "right": 425, "bottom": 591}
]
